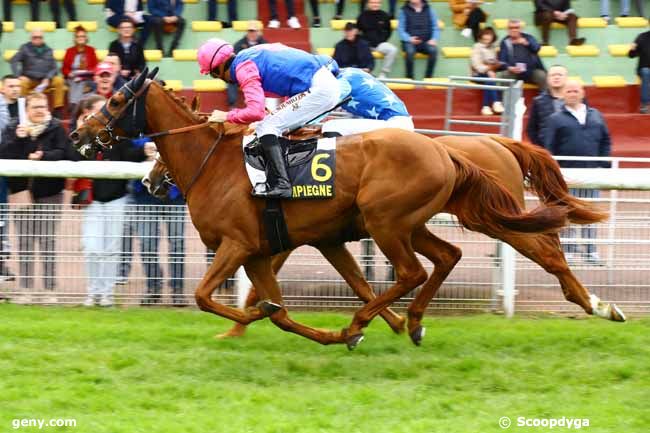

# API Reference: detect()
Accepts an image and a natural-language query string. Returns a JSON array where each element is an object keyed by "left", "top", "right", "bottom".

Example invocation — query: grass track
[{"left": 1, "top": 305, "right": 649, "bottom": 433}]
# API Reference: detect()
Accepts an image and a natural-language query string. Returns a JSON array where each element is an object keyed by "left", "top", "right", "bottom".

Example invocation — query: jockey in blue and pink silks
[{"left": 197, "top": 39, "right": 341, "bottom": 199}]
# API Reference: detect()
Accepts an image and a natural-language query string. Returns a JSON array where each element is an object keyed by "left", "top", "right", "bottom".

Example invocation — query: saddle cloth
[{"left": 243, "top": 135, "right": 337, "bottom": 200}]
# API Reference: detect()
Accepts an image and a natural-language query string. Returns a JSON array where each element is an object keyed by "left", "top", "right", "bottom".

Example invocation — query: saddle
[{"left": 243, "top": 135, "right": 319, "bottom": 172}]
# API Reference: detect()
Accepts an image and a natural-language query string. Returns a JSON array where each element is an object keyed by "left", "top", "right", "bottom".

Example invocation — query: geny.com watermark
[
  {"left": 499, "top": 416, "right": 590, "bottom": 429},
  {"left": 11, "top": 419, "right": 77, "bottom": 430}
]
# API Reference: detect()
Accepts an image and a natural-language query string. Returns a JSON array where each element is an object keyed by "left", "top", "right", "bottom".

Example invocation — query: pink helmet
[{"left": 198, "top": 38, "right": 234, "bottom": 75}]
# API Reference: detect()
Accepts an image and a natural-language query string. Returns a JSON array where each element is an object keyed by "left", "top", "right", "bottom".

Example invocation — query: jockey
[
  {"left": 197, "top": 39, "right": 341, "bottom": 199},
  {"left": 322, "top": 68, "right": 414, "bottom": 136}
]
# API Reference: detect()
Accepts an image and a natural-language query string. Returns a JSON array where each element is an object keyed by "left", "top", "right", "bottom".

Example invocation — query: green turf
[{"left": 1, "top": 305, "right": 649, "bottom": 433}]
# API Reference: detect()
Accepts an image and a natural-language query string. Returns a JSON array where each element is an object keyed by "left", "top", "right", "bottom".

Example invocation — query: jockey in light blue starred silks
[{"left": 322, "top": 68, "right": 414, "bottom": 136}]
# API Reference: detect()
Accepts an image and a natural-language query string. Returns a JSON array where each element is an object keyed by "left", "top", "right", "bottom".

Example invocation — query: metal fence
[{"left": 0, "top": 189, "right": 648, "bottom": 314}]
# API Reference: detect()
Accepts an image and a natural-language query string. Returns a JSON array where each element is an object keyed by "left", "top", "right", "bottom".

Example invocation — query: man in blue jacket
[
  {"left": 397, "top": 0, "right": 439, "bottom": 79},
  {"left": 544, "top": 80, "right": 611, "bottom": 263},
  {"left": 333, "top": 23, "right": 375, "bottom": 72},
  {"left": 498, "top": 19, "right": 546, "bottom": 90},
  {"left": 148, "top": 0, "right": 185, "bottom": 57}
]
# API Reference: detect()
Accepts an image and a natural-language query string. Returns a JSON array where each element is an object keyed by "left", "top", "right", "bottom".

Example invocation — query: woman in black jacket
[{"left": 1, "top": 92, "right": 71, "bottom": 301}]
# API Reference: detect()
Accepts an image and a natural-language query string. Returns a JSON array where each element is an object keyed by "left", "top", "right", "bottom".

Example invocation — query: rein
[
  {"left": 183, "top": 124, "right": 224, "bottom": 197},
  {"left": 114, "top": 121, "right": 212, "bottom": 142}
]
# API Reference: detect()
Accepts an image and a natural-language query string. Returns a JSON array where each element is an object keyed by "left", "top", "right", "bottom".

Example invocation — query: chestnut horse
[
  {"left": 70, "top": 69, "right": 596, "bottom": 349},
  {"left": 145, "top": 134, "right": 625, "bottom": 343}
]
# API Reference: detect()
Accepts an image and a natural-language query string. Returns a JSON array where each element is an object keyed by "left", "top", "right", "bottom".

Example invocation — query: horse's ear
[
  {"left": 147, "top": 67, "right": 159, "bottom": 80},
  {"left": 133, "top": 67, "right": 148, "bottom": 91},
  {"left": 191, "top": 95, "right": 201, "bottom": 112}
]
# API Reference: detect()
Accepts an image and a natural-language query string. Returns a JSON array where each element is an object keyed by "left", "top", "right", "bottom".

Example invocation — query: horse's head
[
  {"left": 69, "top": 67, "right": 159, "bottom": 159},
  {"left": 141, "top": 153, "right": 175, "bottom": 199}
]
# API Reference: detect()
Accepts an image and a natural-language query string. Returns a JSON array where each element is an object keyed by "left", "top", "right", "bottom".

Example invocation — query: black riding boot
[{"left": 253, "top": 134, "right": 292, "bottom": 199}]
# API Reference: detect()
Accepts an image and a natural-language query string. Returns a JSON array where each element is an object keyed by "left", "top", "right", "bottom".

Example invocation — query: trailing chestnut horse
[
  {"left": 70, "top": 69, "right": 591, "bottom": 349},
  {"left": 146, "top": 134, "right": 624, "bottom": 344}
]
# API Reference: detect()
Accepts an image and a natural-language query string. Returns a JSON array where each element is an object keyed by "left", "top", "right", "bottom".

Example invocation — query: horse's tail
[
  {"left": 445, "top": 147, "right": 569, "bottom": 235},
  {"left": 490, "top": 136, "right": 608, "bottom": 225}
]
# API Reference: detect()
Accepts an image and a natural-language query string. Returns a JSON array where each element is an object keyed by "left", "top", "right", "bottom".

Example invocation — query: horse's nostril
[{"left": 69, "top": 131, "right": 80, "bottom": 143}]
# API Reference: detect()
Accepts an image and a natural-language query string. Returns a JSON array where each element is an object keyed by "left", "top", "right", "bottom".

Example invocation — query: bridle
[{"left": 84, "top": 73, "right": 224, "bottom": 197}]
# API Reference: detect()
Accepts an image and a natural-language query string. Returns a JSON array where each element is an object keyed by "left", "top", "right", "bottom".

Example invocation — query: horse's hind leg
[
  {"left": 407, "top": 225, "right": 462, "bottom": 345},
  {"left": 343, "top": 229, "right": 428, "bottom": 349},
  {"left": 194, "top": 238, "right": 268, "bottom": 325},
  {"left": 318, "top": 244, "right": 406, "bottom": 334},
  {"left": 244, "top": 255, "right": 346, "bottom": 345},
  {"left": 500, "top": 232, "right": 625, "bottom": 322}
]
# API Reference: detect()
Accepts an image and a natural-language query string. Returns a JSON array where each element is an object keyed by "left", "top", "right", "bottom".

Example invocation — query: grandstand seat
[
  {"left": 592, "top": 75, "right": 627, "bottom": 88},
  {"left": 191, "top": 21, "right": 223, "bottom": 32},
  {"left": 423, "top": 77, "right": 451, "bottom": 89},
  {"left": 385, "top": 80, "right": 415, "bottom": 90},
  {"left": 53, "top": 50, "right": 65, "bottom": 61},
  {"left": 615, "top": 17, "right": 648, "bottom": 28},
  {"left": 144, "top": 50, "right": 163, "bottom": 61},
  {"left": 566, "top": 45, "right": 600, "bottom": 56},
  {"left": 441, "top": 47, "right": 472, "bottom": 58},
  {"left": 608, "top": 44, "right": 631, "bottom": 56},
  {"left": 3, "top": 50, "right": 17, "bottom": 61},
  {"left": 25, "top": 21, "right": 56, "bottom": 32},
  {"left": 316, "top": 47, "right": 335, "bottom": 56},
  {"left": 172, "top": 49, "right": 198, "bottom": 61},
  {"left": 539, "top": 45, "right": 558, "bottom": 57},
  {"left": 96, "top": 49, "right": 108, "bottom": 60},
  {"left": 493, "top": 19, "right": 526, "bottom": 29},
  {"left": 66, "top": 21, "right": 97, "bottom": 31},
  {"left": 577, "top": 17, "right": 608, "bottom": 28},
  {"left": 193, "top": 79, "right": 227, "bottom": 91},
  {"left": 2, "top": 21, "right": 14, "bottom": 32},
  {"left": 163, "top": 80, "right": 184, "bottom": 91},
  {"left": 87, "top": 0, "right": 103, "bottom": 4},
  {"left": 232, "top": 20, "right": 264, "bottom": 31}
]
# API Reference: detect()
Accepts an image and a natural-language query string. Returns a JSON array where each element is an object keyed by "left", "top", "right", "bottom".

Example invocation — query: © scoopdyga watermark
[
  {"left": 11, "top": 419, "right": 77, "bottom": 430},
  {"left": 499, "top": 416, "right": 590, "bottom": 429}
]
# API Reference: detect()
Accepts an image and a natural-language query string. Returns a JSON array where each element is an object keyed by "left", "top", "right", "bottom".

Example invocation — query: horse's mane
[{"left": 155, "top": 81, "right": 253, "bottom": 137}]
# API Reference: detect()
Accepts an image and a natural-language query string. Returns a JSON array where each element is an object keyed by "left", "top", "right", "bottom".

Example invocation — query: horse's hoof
[
  {"left": 345, "top": 333, "right": 364, "bottom": 351},
  {"left": 409, "top": 326, "right": 426, "bottom": 346},
  {"left": 610, "top": 304, "right": 626, "bottom": 322},
  {"left": 215, "top": 325, "right": 247, "bottom": 339},
  {"left": 258, "top": 300, "right": 282, "bottom": 316}
]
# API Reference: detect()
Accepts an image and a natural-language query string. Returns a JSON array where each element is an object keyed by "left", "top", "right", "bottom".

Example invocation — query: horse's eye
[{"left": 109, "top": 99, "right": 119, "bottom": 107}]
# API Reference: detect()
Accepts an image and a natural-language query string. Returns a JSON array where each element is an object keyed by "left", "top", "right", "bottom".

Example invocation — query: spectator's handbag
[
  {"left": 72, "top": 178, "right": 93, "bottom": 208},
  {"left": 163, "top": 22, "right": 177, "bottom": 33}
]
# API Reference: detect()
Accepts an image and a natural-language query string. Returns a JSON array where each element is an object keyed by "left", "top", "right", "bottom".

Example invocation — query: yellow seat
[
  {"left": 568, "top": 76, "right": 585, "bottom": 85},
  {"left": 330, "top": 19, "right": 355, "bottom": 30},
  {"left": 53, "top": 49, "right": 65, "bottom": 61},
  {"left": 550, "top": 22, "right": 566, "bottom": 29},
  {"left": 577, "top": 17, "right": 607, "bottom": 28},
  {"left": 441, "top": 47, "right": 472, "bottom": 58},
  {"left": 401, "top": 52, "right": 433, "bottom": 59},
  {"left": 615, "top": 17, "right": 648, "bottom": 27},
  {"left": 523, "top": 83, "right": 539, "bottom": 89},
  {"left": 592, "top": 75, "right": 627, "bottom": 88},
  {"left": 493, "top": 19, "right": 526, "bottom": 29},
  {"left": 163, "top": 80, "right": 184, "bottom": 91},
  {"left": 25, "top": 21, "right": 56, "bottom": 32},
  {"left": 193, "top": 79, "right": 227, "bottom": 92},
  {"left": 566, "top": 45, "right": 600, "bottom": 56},
  {"left": 608, "top": 44, "right": 631, "bottom": 56},
  {"left": 232, "top": 20, "right": 264, "bottom": 31},
  {"left": 192, "top": 21, "right": 223, "bottom": 32},
  {"left": 3, "top": 49, "right": 17, "bottom": 61},
  {"left": 539, "top": 45, "right": 558, "bottom": 57},
  {"left": 372, "top": 50, "right": 384, "bottom": 59},
  {"left": 172, "top": 49, "right": 198, "bottom": 61},
  {"left": 144, "top": 50, "right": 163, "bottom": 61},
  {"left": 386, "top": 80, "right": 416, "bottom": 90},
  {"left": 184, "top": 0, "right": 199, "bottom": 3},
  {"left": 96, "top": 49, "right": 108, "bottom": 60},
  {"left": 87, "top": 0, "right": 104, "bottom": 4},
  {"left": 316, "top": 47, "right": 335, "bottom": 56},
  {"left": 66, "top": 21, "right": 97, "bottom": 32},
  {"left": 2, "top": 21, "right": 15, "bottom": 32},
  {"left": 424, "top": 77, "right": 451, "bottom": 89}
]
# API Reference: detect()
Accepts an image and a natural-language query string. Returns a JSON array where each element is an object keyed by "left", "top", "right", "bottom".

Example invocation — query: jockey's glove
[{"left": 209, "top": 110, "right": 228, "bottom": 123}]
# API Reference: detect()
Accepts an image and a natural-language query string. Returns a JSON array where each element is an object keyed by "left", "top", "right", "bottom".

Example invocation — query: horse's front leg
[
  {"left": 244, "top": 255, "right": 345, "bottom": 345},
  {"left": 195, "top": 237, "right": 267, "bottom": 325}
]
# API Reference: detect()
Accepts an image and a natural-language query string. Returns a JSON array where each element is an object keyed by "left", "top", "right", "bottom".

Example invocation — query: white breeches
[{"left": 321, "top": 115, "right": 415, "bottom": 136}]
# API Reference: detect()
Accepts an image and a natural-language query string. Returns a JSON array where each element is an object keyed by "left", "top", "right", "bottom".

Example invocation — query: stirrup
[{"left": 251, "top": 184, "right": 292, "bottom": 199}]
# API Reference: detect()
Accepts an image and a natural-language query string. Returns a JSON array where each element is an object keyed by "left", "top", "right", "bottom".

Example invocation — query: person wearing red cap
[{"left": 93, "top": 62, "right": 118, "bottom": 98}]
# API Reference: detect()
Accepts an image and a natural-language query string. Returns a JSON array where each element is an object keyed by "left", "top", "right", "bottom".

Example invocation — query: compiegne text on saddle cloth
[{"left": 243, "top": 136, "right": 337, "bottom": 200}]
